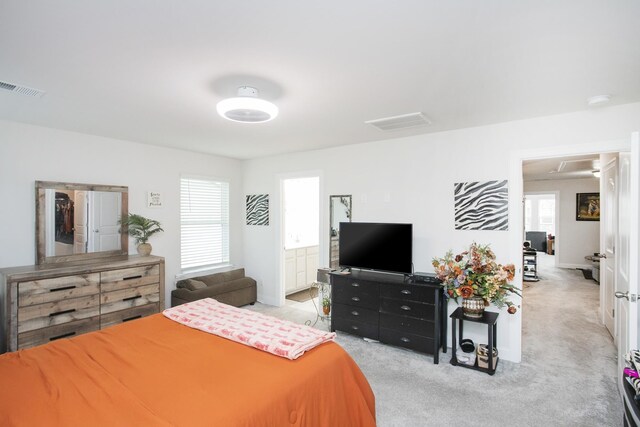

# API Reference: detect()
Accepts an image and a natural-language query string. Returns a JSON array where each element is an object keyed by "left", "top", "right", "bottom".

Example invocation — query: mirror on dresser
[
  {"left": 329, "top": 195, "right": 352, "bottom": 269},
  {"left": 36, "top": 181, "right": 129, "bottom": 264}
]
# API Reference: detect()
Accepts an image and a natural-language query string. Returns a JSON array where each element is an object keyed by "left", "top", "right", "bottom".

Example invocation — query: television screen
[{"left": 339, "top": 222, "right": 412, "bottom": 274}]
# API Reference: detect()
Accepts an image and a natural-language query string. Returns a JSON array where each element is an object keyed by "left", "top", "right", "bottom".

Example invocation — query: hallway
[{"left": 521, "top": 252, "right": 620, "bottom": 423}]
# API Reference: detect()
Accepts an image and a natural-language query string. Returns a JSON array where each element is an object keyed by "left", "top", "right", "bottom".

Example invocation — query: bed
[{"left": 0, "top": 312, "right": 376, "bottom": 426}]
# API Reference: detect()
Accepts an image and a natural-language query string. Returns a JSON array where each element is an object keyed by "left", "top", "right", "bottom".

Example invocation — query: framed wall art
[{"left": 576, "top": 192, "right": 600, "bottom": 221}]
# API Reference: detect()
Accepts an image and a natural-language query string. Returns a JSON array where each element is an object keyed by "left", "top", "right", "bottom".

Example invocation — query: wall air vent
[
  {"left": 365, "top": 112, "right": 431, "bottom": 131},
  {"left": 0, "top": 80, "right": 45, "bottom": 97}
]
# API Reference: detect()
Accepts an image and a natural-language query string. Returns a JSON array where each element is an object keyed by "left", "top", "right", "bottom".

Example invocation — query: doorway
[{"left": 281, "top": 176, "right": 320, "bottom": 298}]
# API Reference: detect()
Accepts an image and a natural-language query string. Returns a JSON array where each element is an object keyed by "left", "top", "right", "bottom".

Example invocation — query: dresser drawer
[
  {"left": 18, "top": 274, "right": 100, "bottom": 307},
  {"left": 380, "top": 283, "right": 436, "bottom": 304},
  {"left": 101, "top": 265, "right": 160, "bottom": 293},
  {"left": 380, "top": 312, "right": 435, "bottom": 338},
  {"left": 332, "top": 303, "right": 378, "bottom": 325},
  {"left": 332, "top": 281, "right": 379, "bottom": 310},
  {"left": 100, "top": 303, "right": 159, "bottom": 329},
  {"left": 380, "top": 298, "right": 434, "bottom": 319},
  {"left": 332, "top": 317, "right": 379, "bottom": 340},
  {"left": 101, "top": 283, "right": 160, "bottom": 314},
  {"left": 18, "top": 316, "right": 100, "bottom": 350},
  {"left": 379, "top": 327, "right": 435, "bottom": 354},
  {"left": 18, "top": 294, "right": 101, "bottom": 333}
]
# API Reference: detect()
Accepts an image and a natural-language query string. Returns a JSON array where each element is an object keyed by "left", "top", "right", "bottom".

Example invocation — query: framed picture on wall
[{"left": 576, "top": 192, "right": 600, "bottom": 221}]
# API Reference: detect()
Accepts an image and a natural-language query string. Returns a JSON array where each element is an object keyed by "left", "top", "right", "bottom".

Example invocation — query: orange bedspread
[{"left": 0, "top": 314, "right": 375, "bottom": 426}]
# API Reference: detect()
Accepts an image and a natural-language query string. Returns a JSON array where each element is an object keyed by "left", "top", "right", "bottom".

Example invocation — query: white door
[
  {"left": 602, "top": 158, "right": 617, "bottom": 338},
  {"left": 74, "top": 191, "right": 88, "bottom": 253},
  {"left": 90, "top": 191, "right": 122, "bottom": 252},
  {"left": 616, "top": 133, "right": 639, "bottom": 391}
]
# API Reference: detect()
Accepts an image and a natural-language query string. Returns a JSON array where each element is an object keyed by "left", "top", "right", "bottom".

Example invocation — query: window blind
[{"left": 180, "top": 177, "right": 230, "bottom": 270}]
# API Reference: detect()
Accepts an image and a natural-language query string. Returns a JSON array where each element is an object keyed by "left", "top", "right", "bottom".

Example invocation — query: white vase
[{"left": 137, "top": 243, "right": 152, "bottom": 256}]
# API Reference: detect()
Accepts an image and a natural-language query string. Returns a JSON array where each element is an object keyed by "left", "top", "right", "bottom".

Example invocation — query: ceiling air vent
[
  {"left": 0, "top": 80, "right": 45, "bottom": 98},
  {"left": 365, "top": 112, "right": 431, "bottom": 131}
]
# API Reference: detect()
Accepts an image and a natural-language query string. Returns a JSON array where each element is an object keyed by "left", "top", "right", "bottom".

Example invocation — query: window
[
  {"left": 524, "top": 194, "right": 556, "bottom": 237},
  {"left": 180, "top": 176, "right": 229, "bottom": 271}
]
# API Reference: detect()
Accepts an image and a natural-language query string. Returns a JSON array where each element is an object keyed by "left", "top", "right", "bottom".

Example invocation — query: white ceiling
[
  {"left": 1, "top": 1, "right": 639, "bottom": 159},
  {"left": 523, "top": 154, "right": 600, "bottom": 181}
]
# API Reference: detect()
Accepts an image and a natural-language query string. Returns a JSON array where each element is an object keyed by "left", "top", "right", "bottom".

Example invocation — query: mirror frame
[
  {"left": 329, "top": 195, "right": 352, "bottom": 269},
  {"left": 35, "top": 181, "right": 129, "bottom": 265}
]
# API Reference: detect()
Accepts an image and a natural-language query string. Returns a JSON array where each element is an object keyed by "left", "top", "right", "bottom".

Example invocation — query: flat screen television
[{"left": 339, "top": 222, "right": 412, "bottom": 274}]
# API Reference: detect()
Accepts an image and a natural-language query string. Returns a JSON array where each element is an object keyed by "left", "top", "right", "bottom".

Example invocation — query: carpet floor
[{"left": 248, "top": 259, "right": 620, "bottom": 426}]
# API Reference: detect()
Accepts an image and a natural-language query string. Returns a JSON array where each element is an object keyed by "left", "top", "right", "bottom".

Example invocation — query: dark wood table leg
[
  {"left": 488, "top": 323, "right": 494, "bottom": 374},
  {"left": 450, "top": 317, "right": 457, "bottom": 365}
]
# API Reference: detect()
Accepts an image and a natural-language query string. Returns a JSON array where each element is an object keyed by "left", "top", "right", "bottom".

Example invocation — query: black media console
[{"left": 329, "top": 271, "right": 446, "bottom": 363}]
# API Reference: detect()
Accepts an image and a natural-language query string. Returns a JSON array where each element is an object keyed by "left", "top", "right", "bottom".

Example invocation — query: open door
[
  {"left": 616, "top": 132, "right": 639, "bottom": 391},
  {"left": 602, "top": 158, "right": 617, "bottom": 338},
  {"left": 73, "top": 191, "right": 88, "bottom": 253}
]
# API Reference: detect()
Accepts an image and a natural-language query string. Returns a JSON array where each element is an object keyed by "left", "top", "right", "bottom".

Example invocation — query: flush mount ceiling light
[
  {"left": 587, "top": 94, "right": 611, "bottom": 107},
  {"left": 216, "top": 86, "right": 278, "bottom": 123}
]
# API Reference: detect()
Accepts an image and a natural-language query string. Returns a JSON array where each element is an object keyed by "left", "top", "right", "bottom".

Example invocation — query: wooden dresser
[
  {"left": 330, "top": 271, "right": 446, "bottom": 363},
  {"left": 0, "top": 255, "right": 164, "bottom": 353}
]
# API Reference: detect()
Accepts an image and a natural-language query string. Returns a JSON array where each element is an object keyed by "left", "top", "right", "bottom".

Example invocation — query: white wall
[
  {"left": 242, "top": 101, "right": 640, "bottom": 362},
  {"left": 0, "top": 120, "right": 244, "bottom": 306},
  {"left": 525, "top": 178, "right": 600, "bottom": 268}
]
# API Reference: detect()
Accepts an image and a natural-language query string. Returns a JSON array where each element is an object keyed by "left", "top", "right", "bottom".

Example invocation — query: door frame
[
  {"left": 508, "top": 138, "right": 631, "bottom": 363},
  {"left": 275, "top": 170, "right": 324, "bottom": 307}
]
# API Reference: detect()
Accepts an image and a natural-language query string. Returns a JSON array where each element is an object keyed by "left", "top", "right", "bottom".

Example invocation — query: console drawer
[
  {"left": 100, "top": 303, "right": 159, "bottom": 329},
  {"left": 18, "top": 316, "right": 100, "bottom": 350},
  {"left": 333, "top": 317, "right": 379, "bottom": 340},
  {"left": 101, "top": 265, "right": 160, "bottom": 293},
  {"left": 379, "top": 327, "right": 435, "bottom": 354},
  {"left": 18, "top": 274, "right": 100, "bottom": 307},
  {"left": 380, "top": 312, "right": 435, "bottom": 338},
  {"left": 332, "top": 281, "right": 379, "bottom": 310},
  {"left": 332, "top": 303, "right": 378, "bottom": 325},
  {"left": 380, "top": 298, "right": 434, "bottom": 319},
  {"left": 380, "top": 283, "right": 436, "bottom": 304}
]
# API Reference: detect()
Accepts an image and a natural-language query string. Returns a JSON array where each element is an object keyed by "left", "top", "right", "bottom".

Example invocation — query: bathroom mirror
[
  {"left": 329, "top": 195, "right": 352, "bottom": 269},
  {"left": 36, "top": 181, "right": 129, "bottom": 264}
]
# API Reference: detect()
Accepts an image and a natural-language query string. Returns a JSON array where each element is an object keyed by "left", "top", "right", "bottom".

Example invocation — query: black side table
[{"left": 450, "top": 307, "right": 499, "bottom": 375}]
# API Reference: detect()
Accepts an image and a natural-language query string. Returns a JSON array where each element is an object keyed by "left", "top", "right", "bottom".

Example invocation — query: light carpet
[{"left": 248, "top": 263, "right": 620, "bottom": 427}]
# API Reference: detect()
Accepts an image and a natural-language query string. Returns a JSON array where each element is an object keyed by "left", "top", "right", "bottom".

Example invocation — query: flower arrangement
[{"left": 432, "top": 243, "right": 521, "bottom": 314}]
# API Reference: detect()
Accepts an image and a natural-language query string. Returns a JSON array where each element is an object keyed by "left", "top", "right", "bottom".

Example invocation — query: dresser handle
[
  {"left": 123, "top": 275, "right": 143, "bottom": 281},
  {"left": 50, "top": 285, "right": 76, "bottom": 292},
  {"left": 50, "top": 331, "right": 76, "bottom": 341},
  {"left": 123, "top": 295, "right": 142, "bottom": 302},
  {"left": 351, "top": 296, "right": 360, "bottom": 302},
  {"left": 351, "top": 311, "right": 359, "bottom": 316},
  {"left": 400, "top": 337, "right": 410, "bottom": 343},
  {"left": 400, "top": 305, "right": 411, "bottom": 311},
  {"left": 123, "top": 315, "right": 142, "bottom": 322},
  {"left": 49, "top": 309, "right": 76, "bottom": 317},
  {"left": 351, "top": 325, "right": 359, "bottom": 331},
  {"left": 351, "top": 283, "right": 360, "bottom": 287},
  {"left": 401, "top": 289, "right": 412, "bottom": 295}
]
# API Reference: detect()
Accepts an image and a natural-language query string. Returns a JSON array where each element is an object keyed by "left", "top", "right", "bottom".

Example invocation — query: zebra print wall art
[
  {"left": 246, "top": 194, "right": 269, "bottom": 226},
  {"left": 454, "top": 180, "right": 509, "bottom": 231}
]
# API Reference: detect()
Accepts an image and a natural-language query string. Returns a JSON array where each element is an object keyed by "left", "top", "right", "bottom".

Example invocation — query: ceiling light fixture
[
  {"left": 592, "top": 170, "right": 601, "bottom": 178},
  {"left": 216, "top": 86, "right": 278, "bottom": 123},
  {"left": 587, "top": 95, "right": 611, "bottom": 107}
]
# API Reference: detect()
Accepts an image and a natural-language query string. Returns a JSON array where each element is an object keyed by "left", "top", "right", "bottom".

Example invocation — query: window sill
[{"left": 176, "top": 264, "right": 234, "bottom": 281}]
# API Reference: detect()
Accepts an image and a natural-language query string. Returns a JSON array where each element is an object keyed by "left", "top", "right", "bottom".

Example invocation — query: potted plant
[
  {"left": 322, "top": 296, "right": 331, "bottom": 316},
  {"left": 119, "top": 213, "right": 164, "bottom": 256},
  {"left": 432, "top": 243, "right": 521, "bottom": 317}
]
